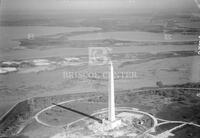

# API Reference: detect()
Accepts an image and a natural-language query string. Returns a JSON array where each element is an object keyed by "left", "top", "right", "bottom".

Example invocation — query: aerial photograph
[{"left": 0, "top": 0, "right": 200, "bottom": 138}]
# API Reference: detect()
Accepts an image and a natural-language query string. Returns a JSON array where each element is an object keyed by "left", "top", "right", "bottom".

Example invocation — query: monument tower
[
  {"left": 106, "top": 61, "right": 121, "bottom": 129},
  {"left": 108, "top": 61, "right": 115, "bottom": 122}
]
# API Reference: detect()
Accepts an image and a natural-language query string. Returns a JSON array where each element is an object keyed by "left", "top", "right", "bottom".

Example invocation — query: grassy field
[{"left": 0, "top": 85, "right": 200, "bottom": 137}]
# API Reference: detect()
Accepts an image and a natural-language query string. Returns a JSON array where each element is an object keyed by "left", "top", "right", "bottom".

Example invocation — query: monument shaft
[{"left": 108, "top": 62, "right": 115, "bottom": 122}]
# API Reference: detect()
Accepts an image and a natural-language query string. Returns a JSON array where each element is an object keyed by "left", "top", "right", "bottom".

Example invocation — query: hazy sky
[{"left": 0, "top": 0, "right": 199, "bottom": 13}]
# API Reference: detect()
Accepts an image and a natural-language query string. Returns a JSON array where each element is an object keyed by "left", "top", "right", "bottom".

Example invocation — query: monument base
[{"left": 102, "top": 119, "right": 122, "bottom": 130}]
